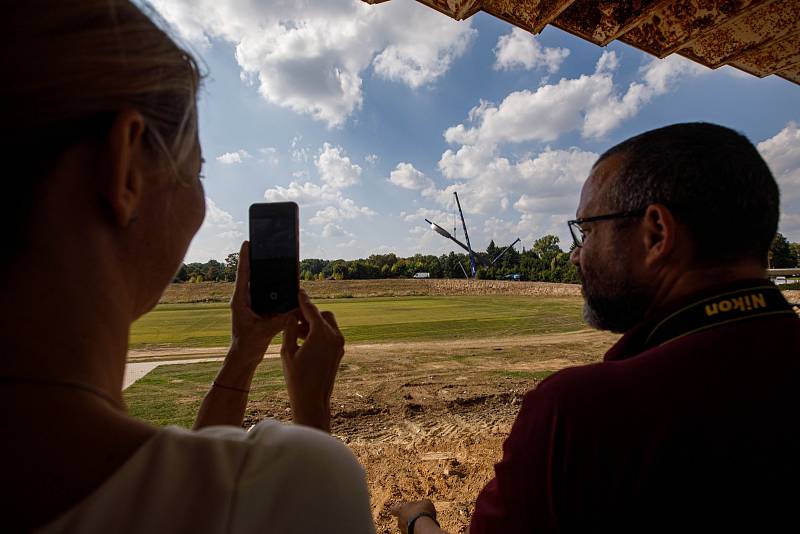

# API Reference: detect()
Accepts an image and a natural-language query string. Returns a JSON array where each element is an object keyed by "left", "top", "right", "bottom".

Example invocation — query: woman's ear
[
  {"left": 103, "top": 109, "right": 147, "bottom": 228},
  {"left": 642, "top": 203, "right": 678, "bottom": 268}
]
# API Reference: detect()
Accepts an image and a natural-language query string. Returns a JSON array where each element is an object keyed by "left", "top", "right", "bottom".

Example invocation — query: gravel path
[
  {"left": 123, "top": 347, "right": 283, "bottom": 390},
  {"left": 122, "top": 331, "right": 611, "bottom": 390},
  {"left": 123, "top": 358, "right": 224, "bottom": 390}
]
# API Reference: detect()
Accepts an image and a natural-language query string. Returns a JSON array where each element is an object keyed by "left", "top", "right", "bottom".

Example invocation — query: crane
[{"left": 424, "top": 191, "right": 521, "bottom": 279}]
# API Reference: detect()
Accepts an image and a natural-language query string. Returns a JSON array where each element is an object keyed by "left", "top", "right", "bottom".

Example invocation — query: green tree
[
  {"left": 173, "top": 264, "right": 188, "bottom": 283},
  {"left": 532, "top": 235, "right": 562, "bottom": 259},
  {"left": 485, "top": 240, "right": 498, "bottom": 260},
  {"left": 495, "top": 242, "right": 520, "bottom": 271},
  {"left": 206, "top": 265, "right": 220, "bottom": 281},
  {"left": 300, "top": 258, "right": 330, "bottom": 277},
  {"left": 769, "top": 233, "right": 795, "bottom": 268},
  {"left": 330, "top": 261, "right": 345, "bottom": 280},
  {"left": 789, "top": 242, "right": 800, "bottom": 268},
  {"left": 223, "top": 253, "right": 239, "bottom": 282}
]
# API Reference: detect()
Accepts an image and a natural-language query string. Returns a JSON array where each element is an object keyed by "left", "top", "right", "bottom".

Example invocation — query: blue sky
[{"left": 148, "top": 0, "right": 800, "bottom": 263}]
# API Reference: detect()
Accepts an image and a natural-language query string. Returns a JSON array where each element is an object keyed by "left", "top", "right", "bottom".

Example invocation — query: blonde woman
[{"left": 0, "top": 1, "right": 374, "bottom": 532}]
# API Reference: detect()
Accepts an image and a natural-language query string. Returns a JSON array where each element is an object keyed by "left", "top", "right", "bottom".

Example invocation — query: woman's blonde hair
[
  {"left": 2, "top": 0, "right": 202, "bottom": 262},
  {"left": 2, "top": 0, "right": 201, "bottom": 177}
]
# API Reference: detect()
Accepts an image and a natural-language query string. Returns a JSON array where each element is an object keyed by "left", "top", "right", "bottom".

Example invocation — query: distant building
[{"left": 413, "top": 272, "right": 430, "bottom": 279}]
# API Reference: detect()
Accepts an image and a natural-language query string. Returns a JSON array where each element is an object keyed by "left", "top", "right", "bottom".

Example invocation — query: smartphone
[{"left": 248, "top": 202, "right": 299, "bottom": 315}]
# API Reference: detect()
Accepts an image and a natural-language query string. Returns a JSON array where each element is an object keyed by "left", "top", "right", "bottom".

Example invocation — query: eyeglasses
[{"left": 567, "top": 208, "right": 646, "bottom": 248}]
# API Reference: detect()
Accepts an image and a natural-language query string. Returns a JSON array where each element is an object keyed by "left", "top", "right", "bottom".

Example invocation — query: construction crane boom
[
  {"left": 491, "top": 237, "right": 521, "bottom": 265},
  {"left": 424, "top": 219, "right": 472, "bottom": 254},
  {"left": 453, "top": 192, "right": 476, "bottom": 278},
  {"left": 424, "top": 191, "right": 521, "bottom": 279}
]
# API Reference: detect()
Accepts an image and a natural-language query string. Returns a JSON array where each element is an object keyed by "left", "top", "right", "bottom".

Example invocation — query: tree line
[{"left": 173, "top": 232, "right": 800, "bottom": 283}]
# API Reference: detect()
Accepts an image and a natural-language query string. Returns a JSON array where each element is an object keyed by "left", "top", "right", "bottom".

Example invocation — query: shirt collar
[{"left": 603, "top": 278, "right": 793, "bottom": 362}]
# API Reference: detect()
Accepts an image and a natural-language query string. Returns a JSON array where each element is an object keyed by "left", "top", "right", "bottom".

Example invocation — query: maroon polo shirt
[{"left": 470, "top": 279, "right": 800, "bottom": 533}]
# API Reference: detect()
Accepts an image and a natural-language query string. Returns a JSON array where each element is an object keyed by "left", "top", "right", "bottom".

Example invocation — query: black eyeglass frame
[{"left": 567, "top": 208, "right": 647, "bottom": 248}]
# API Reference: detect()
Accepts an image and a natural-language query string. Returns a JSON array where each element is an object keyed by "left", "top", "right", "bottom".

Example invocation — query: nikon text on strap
[{"left": 643, "top": 285, "right": 795, "bottom": 350}]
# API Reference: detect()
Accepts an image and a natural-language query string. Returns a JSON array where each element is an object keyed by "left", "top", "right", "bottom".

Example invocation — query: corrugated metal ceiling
[{"left": 363, "top": 0, "right": 800, "bottom": 85}]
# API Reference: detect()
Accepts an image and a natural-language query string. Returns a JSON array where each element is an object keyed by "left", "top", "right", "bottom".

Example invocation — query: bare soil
[
  {"left": 150, "top": 280, "right": 796, "bottom": 532},
  {"left": 159, "top": 279, "right": 582, "bottom": 304},
  {"left": 241, "top": 330, "right": 618, "bottom": 533}
]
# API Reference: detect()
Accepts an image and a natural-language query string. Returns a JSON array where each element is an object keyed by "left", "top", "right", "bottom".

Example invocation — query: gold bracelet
[{"left": 212, "top": 380, "right": 250, "bottom": 394}]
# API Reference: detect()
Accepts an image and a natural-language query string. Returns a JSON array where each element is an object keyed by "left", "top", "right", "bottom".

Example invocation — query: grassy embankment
[
  {"left": 126, "top": 293, "right": 588, "bottom": 426},
  {"left": 130, "top": 295, "right": 584, "bottom": 349}
]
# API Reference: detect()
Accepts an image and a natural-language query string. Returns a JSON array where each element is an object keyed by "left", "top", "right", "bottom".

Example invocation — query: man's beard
[{"left": 580, "top": 265, "right": 654, "bottom": 333}]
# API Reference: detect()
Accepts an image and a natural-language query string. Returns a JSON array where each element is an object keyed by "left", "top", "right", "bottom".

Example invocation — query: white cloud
[
  {"left": 780, "top": 213, "right": 800, "bottom": 240},
  {"left": 758, "top": 122, "right": 800, "bottom": 202},
  {"left": 337, "top": 239, "right": 358, "bottom": 249},
  {"left": 436, "top": 146, "right": 597, "bottom": 217},
  {"left": 204, "top": 197, "right": 243, "bottom": 233},
  {"left": 758, "top": 122, "right": 800, "bottom": 240},
  {"left": 388, "top": 162, "right": 434, "bottom": 192},
  {"left": 259, "top": 146, "right": 279, "bottom": 165},
  {"left": 321, "top": 222, "right": 354, "bottom": 239},
  {"left": 365, "top": 153, "right": 379, "bottom": 165},
  {"left": 493, "top": 28, "right": 569, "bottom": 73},
  {"left": 372, "top": 19, "right": 474, "bottom": 88},
  {"left": 439, "top": 141, "right": 498, "bottom": 180},
  {"left": 401, "top": 207, "right": 450, "bottom": 224},
  {"left": 290, "top": 136, "right": 311, "bottom": 163},
  {"left": 316, "top": 143, "right": 362, "bottom": 189},
  {"left": 445, "top": 51, "right": 705, "bottom": 147},
  {"left": 263, "top": 141, "right": 373, "bottom": 228},
  {"left": 424, "top": 51, "right": 704, "bottom": 250},
  {"left": 151, "top": 0, "right": 475, "bottom": 127},
  {"left": 264, "top": 181, "right": 335, "bottom": 206},
  {"left": 263, "top": 181, "right": 375, "bottom": 226},
  {"left": 216, "top": 149, "right": 252, "bottom": 164},
  {"left": 186, "top": 197, "right": 245, "bottom": 262},
  {"left": 393, "top": 145, "right": 596, "bottom": 254},
  {"left": 310, "top": 199, "right": 376, "bottom": 225},
  {"left": 380, "top": 50, "right": 707, "bottom": 258}
]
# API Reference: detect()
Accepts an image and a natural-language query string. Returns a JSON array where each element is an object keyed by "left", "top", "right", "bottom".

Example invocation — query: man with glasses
[{"left": 393, "top": 123, "right": 798, "bottom": 534}]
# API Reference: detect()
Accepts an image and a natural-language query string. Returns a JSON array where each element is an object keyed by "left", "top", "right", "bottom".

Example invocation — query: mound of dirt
[
  {"left": 244, "top": 379, "right": 525, "bottom": 534},
  {"left": 241, "top": 330, "right": 618, "bottom": 533},
  {"left": 783, "top": 289, "right": 799, "bottom": 303},
  {"left": 159, "top": 279, "right": 582, "bottom": 303}
]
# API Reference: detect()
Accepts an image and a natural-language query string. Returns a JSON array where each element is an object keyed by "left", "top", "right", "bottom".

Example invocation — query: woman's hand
[
  {"left": 281, "top": 289, "right": 345, "bottom": 432},
  {"left": 390, "top": 499, "right": 445, "bottom": 534},
  {"left": 193, "top": 241, "right": 290, "bottom": 430},
  {"left": 228, "top": 240, "right": 288, "bottom": 367}
]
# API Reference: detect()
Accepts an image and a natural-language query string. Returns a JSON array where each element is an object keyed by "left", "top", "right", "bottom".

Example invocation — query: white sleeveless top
[{"left": 38, "top": 420, "right": 375, "bottom": 533}]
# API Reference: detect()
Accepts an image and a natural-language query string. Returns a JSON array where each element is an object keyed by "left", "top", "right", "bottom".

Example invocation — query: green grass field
[
  {"left": 126, "top": 361, "right": 285, "bottom": 426},
  {"left": 127, "top": 294, "right": 591, "bottom": 426},
  {"left": 130, "top": 295, "right": 585, "bottom": 349}
]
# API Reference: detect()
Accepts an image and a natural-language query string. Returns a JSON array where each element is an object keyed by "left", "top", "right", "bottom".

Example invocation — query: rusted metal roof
[{"left": 363, "top": 0, "right": 800, "bottom": 86}]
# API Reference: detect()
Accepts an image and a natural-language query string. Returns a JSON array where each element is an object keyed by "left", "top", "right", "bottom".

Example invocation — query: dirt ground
[
  {"left": 241, "top": 330, "right": 618, "bottom": 533},
  {"left": 159, "top": 279, "right": 583, "bottom": 303},
  {"left": 152, "top": 280, "right": 797, "bottom": 532}
]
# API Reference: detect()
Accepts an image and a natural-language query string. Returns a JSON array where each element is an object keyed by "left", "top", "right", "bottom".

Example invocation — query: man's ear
[
  {"left": 642, "top": 203, "right": 677, "bottom": 267},
  {"left": 103, "top": 109, "right": 147, "bottom": 228}
]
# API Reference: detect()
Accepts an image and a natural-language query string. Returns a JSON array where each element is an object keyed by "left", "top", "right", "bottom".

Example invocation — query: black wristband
[{"left": 408, "top": 511, "right": 439, "bottom": 534}]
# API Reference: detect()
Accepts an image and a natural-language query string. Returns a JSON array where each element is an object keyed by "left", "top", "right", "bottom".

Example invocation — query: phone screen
[
  {"left": 249, "top": 202, "right": 299, "bottom": 315},
  {"left": 250, "top": 218, "right": 295, "bottom": 260}
]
